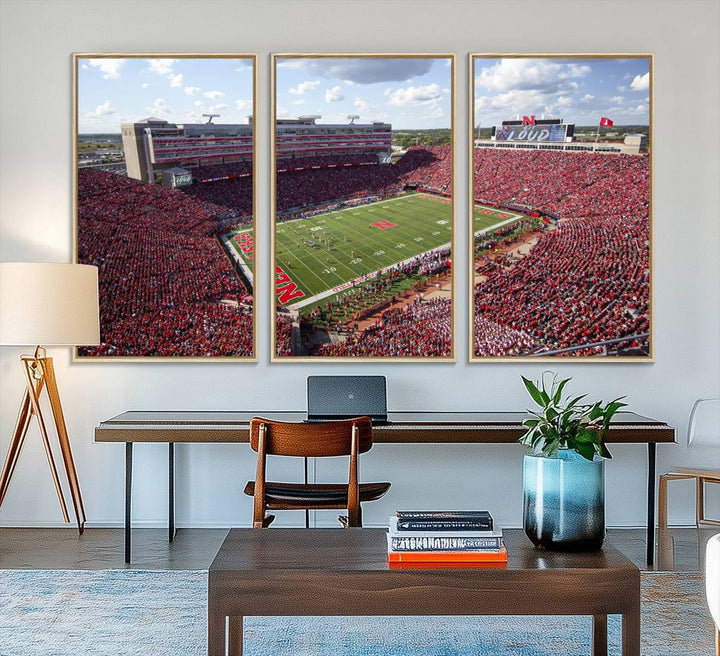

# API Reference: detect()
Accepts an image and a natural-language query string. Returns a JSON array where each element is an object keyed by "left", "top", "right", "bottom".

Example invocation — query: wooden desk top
[{"left": 95, "top": 410, "right": 675, "bottom": 444}]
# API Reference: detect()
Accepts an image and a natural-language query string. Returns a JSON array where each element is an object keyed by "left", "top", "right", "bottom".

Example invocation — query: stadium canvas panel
[
  {"left": 73, "top": 54, "right": 256, "bottom": 360},
  {"left": 271, "top": 54, "right": 455, "bottom": 360},
  {"left": 470, "top": 54, "right": 652, "bottom": 360}
]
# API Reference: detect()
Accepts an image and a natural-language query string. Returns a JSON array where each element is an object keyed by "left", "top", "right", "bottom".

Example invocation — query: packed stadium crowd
[
  {"left": 312, "top": 297, "right": 451, "bottom": 357},
  {"left": 472, "top": 148, "right": 650, "bottom": 357},
  {"left": 77, "top": 140, "right": 649, "bottom": 359},
  {"left": 77, "top": 168, "right": 253, "bottom": 357}
]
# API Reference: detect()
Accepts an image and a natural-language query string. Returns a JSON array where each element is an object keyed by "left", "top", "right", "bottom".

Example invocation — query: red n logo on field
[
  {"left": 275, "top": 265, "right": 305, "bottom": 303},
  {"left": 235, "top": 233, "right": 254, "bottom": 259},
  {"left": 522, "top": 116, "right": 536, "bottom": 125},
  {"left": 371, "top": 220, "right": 397, "bottom": 230}
]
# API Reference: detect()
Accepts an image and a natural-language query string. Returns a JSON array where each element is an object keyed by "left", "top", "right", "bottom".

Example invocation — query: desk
[
  {"left": 207, "top": 527, "right": 641, "bottom": 656},
  {"left": 94, "top": 411, "right": 675, "bottom": 564}
]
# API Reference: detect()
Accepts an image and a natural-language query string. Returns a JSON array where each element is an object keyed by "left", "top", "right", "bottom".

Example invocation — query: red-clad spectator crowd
[
  {"left": 312, "top": 297, "right": 452, "bottom": 357},
  {"left": 472, "top": 148, "right": 650, "bottom": 357},
  {"left": 77, "top": 168, "right": 253, "bottom": 357}
]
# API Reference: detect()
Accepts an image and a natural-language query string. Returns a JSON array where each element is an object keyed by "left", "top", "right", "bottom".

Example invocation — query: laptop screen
[{"left": 306, "top": 375, "right": 387, "bottom": 423}]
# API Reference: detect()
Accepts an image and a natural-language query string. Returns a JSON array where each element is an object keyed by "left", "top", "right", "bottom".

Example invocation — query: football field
[
  {"left": 473, "top": 204, "right": 528, "bottom": 235},
  {"left": 243, "top": 193, "right": 452, "bottom": 309}
]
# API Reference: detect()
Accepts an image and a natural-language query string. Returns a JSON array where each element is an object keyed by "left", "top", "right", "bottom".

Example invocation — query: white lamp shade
[{"left": 0, "top": 262, "right": 100, "bottom": 346}]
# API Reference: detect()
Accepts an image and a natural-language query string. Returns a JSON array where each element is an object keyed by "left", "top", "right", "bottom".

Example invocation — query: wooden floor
[{"left": 0, "top": 526, "right": 717, "bottom": 571}]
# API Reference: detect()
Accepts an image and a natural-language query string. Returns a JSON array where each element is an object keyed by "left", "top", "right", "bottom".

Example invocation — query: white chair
[
  {"left": 707, "top": 533, "right": 720, "bottom": 656},
  {"left": 659, "top": 398, "right": 720, "bottom": 528}
]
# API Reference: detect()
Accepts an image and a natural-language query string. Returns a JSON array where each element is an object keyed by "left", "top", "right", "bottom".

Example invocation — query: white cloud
[
  {"left": 141, "top": 83, "right": 149, "bottom": 89},
  {"left": 147, "top": 98, "right": 172, "bottom": 116},
  {"left": 476, "top": 59, "right": 589, "bottom": 94},
  {"left": 87, "top": 59, "right": 125, "bottom": 80},
  {"left": 204, "top": 90, "right": 225, "bottom": 100},
  {"left": 388, "top": 83, "right": 441, "bottom": 106},
  {"left": 235, "top": 99, "right": 252, "bottom": 112},
  {"left": 293, "top": 99, "right": 306, "bottom": 105},
  {"left": 630, "top": 72, "right": 650, "bottom": 91},
  {"left": 185, "top": 86, "right": 201, "bottom": 95},
  {"left": 289, "top": 80, "right": 320, "bottom": 95},
  {"left": 325, "top": 86, "right": 344, "bottom": 102},
  {"left": 354, "top": 97, "right": 372, "bottom": 114},
  {"left": 169, "top": 73, "right": 184, "bottom": 88},
  {"left": 611, "top": 96, "right": 625, "bottom": 104},
  {"left": 147, "top": 59, "right": 176, "bottom": 75},
  {"left": 208, "top": 104, "right": 228, "bottom": 114},
  {"left": 84, "top": 99, "right": 116, "bottom": 119}
]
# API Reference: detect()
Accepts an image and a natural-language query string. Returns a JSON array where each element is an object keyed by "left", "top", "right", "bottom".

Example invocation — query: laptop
[{"left": 306, "top": 375, "right": 388, "bottom": 425}]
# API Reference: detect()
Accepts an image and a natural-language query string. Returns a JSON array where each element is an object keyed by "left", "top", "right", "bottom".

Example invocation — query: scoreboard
[{"left": 493, "top": 123, "right": 570, "bottom": 143}]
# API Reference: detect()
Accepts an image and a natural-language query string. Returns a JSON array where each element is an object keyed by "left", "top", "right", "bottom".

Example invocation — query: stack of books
[{"left": 387, "top": 510, "right": 507, "bottom": 567}]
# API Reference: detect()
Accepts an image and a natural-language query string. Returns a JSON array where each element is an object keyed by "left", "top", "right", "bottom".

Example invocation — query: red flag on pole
[{"left": 599, "top": 117, "right": 614, "bottom": 127}]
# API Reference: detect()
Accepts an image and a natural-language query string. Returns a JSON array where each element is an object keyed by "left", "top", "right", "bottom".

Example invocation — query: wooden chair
[{"left": 243, "top": 417, "right": 390, "bottom": 528}]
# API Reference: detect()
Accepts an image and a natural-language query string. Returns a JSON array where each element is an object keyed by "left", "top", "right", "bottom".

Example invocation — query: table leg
[
  {"left": 622, "top": 606, "right": 641, "bottom": 656},
  {"left": 169, "top": 443, "right": 175, "bottom": 542},
  {"left": 207, "top": 612, "right": 226, "bottom": 656},
  {"left": 592, "top": 615, "right": 608, "bottom": 656},
  {"left": 228, "top": 616, "right": 243, "bottom": 655},
  {"left": 647, "top": 442, "right": 656, "bottom": 566},
  {"left": 125, "top": 442, "right": 133, "bottom": 564}
]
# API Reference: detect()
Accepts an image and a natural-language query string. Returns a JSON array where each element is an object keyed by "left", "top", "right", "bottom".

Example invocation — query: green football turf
[
  {"left": 266, "top": 193, "right": 454, "bottom": 308},
  {"left": 473, "top": 205, "right": 528, "bottom": 234}
]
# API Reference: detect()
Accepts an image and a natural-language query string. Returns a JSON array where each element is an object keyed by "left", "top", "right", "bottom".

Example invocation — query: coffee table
[{"left": 208, "top": 528, "right": 640, "bottom": 656}]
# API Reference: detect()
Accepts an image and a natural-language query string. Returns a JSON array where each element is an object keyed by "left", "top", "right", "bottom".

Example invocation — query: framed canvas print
[
  {"left": 272, "top": 54, "right": 455, "bottom": 361},
  {"left": 470, "top": 54, "right": 652, "bottom": 360},
  {"left": 73, "top": 54, "right": 256, "bottom": 360}
]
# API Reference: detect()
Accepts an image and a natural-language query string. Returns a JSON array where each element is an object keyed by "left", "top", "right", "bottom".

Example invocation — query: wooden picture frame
[
  {"left": 73, "top": 53, "right": 257, "bottom": 360},
  {"left": 469, "top": 54, "right": 653, "bottom": 361},
  {"left": 271, "top": 53, "right": 455, "bottom": 361}
]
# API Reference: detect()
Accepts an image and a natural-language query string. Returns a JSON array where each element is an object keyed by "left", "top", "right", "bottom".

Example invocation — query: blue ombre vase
[{"left": 523, "top": 448, "right": 606, "bottom": 551}]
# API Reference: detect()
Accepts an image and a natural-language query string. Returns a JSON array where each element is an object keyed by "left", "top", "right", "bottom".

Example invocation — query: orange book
[
  {"left": 388, "top": 544, "right": 507, "bottom": 564},
  {"left": 389, "top": 560, "right": 507, "bottom": 569}
]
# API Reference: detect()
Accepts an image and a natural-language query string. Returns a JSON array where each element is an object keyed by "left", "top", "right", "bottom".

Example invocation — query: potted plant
[{"left": 519, "top": 372, "right": 626, "bottom": 551}]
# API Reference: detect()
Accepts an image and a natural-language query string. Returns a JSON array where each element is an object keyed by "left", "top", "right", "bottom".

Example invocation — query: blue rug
[{"left": 0, "top": 569, "right": 714, "bottom": 655}]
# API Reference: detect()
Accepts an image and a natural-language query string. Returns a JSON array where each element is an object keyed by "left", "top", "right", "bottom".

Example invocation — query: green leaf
[
  {"left": 552, "top": 377, "right": 571, "bottom": 404},
  {"left": 575, "top": 442, "right": 595, "bottom": 461},
  {"left": 522, "top": 376, "right": 547, "bottom": 407}
]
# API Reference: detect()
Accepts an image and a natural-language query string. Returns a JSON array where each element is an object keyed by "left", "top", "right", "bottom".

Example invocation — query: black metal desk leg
[
  {"left": 646, "top": 442, "right": 656, "bottom": 566},
  {"left": 125, "top": 442, "right": 133, "bottom": 564},
  {"left": 169, "top": 443, "right": 175, "bottom": 542}
]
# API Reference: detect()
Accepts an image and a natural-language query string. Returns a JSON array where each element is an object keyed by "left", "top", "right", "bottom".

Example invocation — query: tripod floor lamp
[{"left": 0, "top": 262, "right": 100, "bottom": 533}]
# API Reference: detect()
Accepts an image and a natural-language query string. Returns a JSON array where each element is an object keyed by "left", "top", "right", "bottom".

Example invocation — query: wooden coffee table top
[
  {"left": 208, "top": 527, "right": 641, "bottom": 656},
  {"left": 210, "top": 527, "right": 635, "bottom": 573}
]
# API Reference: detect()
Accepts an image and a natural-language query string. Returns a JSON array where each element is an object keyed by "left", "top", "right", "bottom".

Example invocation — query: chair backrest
[
  {"left": 249, "top": 417, "right": 373, "bottom": 458},
  {"left": 687, "top": 398, "right": 720, "bottom": 447}
]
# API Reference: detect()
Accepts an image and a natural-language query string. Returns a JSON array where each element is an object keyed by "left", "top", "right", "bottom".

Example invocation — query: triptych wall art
[{"left": 73, "top": 53, "right": 652, "bottom": 362}]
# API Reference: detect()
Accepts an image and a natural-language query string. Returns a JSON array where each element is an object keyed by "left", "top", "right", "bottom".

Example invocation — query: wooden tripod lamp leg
[
  {"left": 0, "top": 390, "right": 34, "bottom": 507},
  {"left": 0, "top": 354, "right": 85, "bottom": 533},
  {"left": 42, "top": 357, "right": 86, "bottom": 533},
  {"left": 20, "top": 356, "right": 72, "bottom": 525}
]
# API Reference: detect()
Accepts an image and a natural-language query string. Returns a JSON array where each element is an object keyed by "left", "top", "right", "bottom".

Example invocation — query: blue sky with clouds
[
  {"left": 77, "top": 56, "right": 254, "bottom": 134},
  {"left": 473, "top": 56, "right": 651, "bottom": 127},
  {"left": 275, "top": 57, "right": 452, "bottom": 129}
]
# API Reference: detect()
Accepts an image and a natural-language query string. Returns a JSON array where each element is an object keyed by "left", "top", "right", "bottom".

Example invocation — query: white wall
[{"left": 1, "top": 0, "right": 718, "bottom": 530}]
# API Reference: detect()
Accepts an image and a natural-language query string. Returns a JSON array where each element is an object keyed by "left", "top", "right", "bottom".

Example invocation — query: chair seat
[
  {"left": 244, "top": 481, "right": 390, "bottom": 508},
  {"left": 664, "top": 467, "right": 720, "bottom": 480}
]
